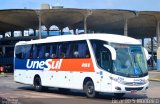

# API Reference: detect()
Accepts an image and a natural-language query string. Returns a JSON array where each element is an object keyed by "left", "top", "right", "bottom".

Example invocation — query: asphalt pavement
[{"left": 0, "top": 72, "right": 160, "bottom": 104}]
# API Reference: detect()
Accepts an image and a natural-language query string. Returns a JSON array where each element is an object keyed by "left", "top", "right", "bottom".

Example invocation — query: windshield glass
[{"left": 111, "top": 43, "right": 148, "bottom": 77}]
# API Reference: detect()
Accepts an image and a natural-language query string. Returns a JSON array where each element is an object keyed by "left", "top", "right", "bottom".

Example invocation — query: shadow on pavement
[{"left": 17, "top": 85, "right": 148, "bottom": 100}]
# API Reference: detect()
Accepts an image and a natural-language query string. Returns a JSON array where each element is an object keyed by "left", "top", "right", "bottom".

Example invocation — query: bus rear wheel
[
  {"left": 84, "top": 80, "right": 97, "bottom": 98},
  {"left": 34, "top": 76, "right": 43, "bottom": 92}
]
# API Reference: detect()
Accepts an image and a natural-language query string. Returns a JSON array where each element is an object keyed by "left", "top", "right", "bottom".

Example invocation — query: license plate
[{"left": 131, "top": 90, "right": 137, "bottom": 94}]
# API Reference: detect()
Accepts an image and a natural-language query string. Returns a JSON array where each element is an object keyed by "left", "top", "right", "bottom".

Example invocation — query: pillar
[
  {"left": 73, "top": 29, "right": 76, "bottom": 35},
  {"left": 46, "top": 27, "right": 49, "bottom": 36},
  {"left": 83, "top": 10, "right": 92, "bottom": 34},
  {"left": 11, "top": 31, "right": 14, "bottom": 37},
  {"left": 34, "top": 29, "right": 36, "bottom": 36},
  {"left": 124, "top": 18, "right": 128, "bottom": 36},
  {"left": 151, "top": 37, "right": 154, "bottom": 68},
  {"left": 36, "top": 11, "right": 42, "bottom": 39},
  {"left": 156, "top": 21, "right": 160, "bottom": 71},
  {"left": 157, "top": 21, "right": 160, "bottom": 47},
  {"left": 142, "top": 38, "right": 144, "bottom": 47},
  {"left": 21, "top": 30, "right": 24, "bottom": 36},
  {"left": 59, "top": 27, "right": 63, "bottom": 35},
  {"left": 84, "top": 16, "right": 87, "bottom": 34}
]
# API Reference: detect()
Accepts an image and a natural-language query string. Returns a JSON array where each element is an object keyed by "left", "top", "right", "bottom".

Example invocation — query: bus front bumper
[{"left": 111, "top": 81, "right": 149, "bottom": 94}]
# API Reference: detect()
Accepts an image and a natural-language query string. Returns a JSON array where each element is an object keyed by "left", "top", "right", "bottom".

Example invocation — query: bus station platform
[{"left": 149, "top": 70, "right": 160, "bottom": 81}]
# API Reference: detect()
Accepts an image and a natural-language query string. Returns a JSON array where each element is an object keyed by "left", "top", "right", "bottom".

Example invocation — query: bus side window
[
  {"left": 50, "top": 44, "right": 58, "bottom": 58},
  {"left": 72, "top": 42, "right": 78, "bottom": 58},
  {"left": 33, "top": 45, "right": 37, "bottom": 59},
  {"left": 78, "top": 41, "right": 90, "bottom": 58},
  {"left": 59, "top": 42, "right": 71, "bottom": 58},
  {"left": 45, "top": 44, "right": 50, "bottom": 58},
  {"left": 100, "top": 51, "right": 111, "bottom": 72},
  {"left": 39, "top": 45, "right": 45, "bottom": 58},
  {"left": 15, "top": 45, "right": 24, "bottom": 59},
  {"left": 59, "top": 43, "right": 66, "bottom": 58},
  {"left": 24, "top": 45, "right": 32, "bottom": 58},
  {"left": 65, "top": 44, "right": 71, "bottom": 58}
]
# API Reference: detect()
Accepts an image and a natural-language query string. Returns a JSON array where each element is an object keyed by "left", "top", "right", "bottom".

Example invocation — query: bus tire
[
  {"left": 84, "top": 80, "right": 96, "bottom": 98},
  {"left": 114, "top": 93, "right": 125, "bottom": 98},
  {"left": 34, "top": 76, "right": 43, "bottom": 92}
]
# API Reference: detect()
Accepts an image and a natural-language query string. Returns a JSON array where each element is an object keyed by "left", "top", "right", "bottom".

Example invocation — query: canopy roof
[{"left": 0, "top": 8, "right": 160, "bottom": 38}]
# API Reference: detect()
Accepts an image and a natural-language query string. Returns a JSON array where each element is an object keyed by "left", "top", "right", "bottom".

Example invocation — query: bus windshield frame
[
  {"left": 111, "top": 43, "right": 148, "bottom": 78},
  {"left": 90, "top": 40, "right": 148, "bottom": 78}
]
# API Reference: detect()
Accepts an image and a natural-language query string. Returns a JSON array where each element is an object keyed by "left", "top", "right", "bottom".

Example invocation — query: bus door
[{"left": 99, "top": 51, "right": 112, "bottom": 92}]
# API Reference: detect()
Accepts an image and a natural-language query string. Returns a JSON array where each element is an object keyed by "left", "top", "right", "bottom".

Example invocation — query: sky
[{"left": 0, "top": 0, "right": 160, "bottom": 11}]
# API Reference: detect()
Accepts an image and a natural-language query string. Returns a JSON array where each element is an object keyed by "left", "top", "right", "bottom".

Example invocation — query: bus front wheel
[
  {"left": 34, "top": 76, "right": 43, "bottom": 92},
  {"left": 84, "top": 80, "right": 96, "bottom": 98}
]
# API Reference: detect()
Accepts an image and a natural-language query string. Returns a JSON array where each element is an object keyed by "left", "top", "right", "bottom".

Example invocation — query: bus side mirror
[
  {"left": 103, "top": 45, "right": 116, "bottom": 60},
  {"left": 143, "top": 48, "right": 150, "bottom": 60}
]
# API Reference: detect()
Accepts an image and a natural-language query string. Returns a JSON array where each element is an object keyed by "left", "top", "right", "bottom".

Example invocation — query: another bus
[{"left": 14, "top": 33, "right": 149, "bottom": 98}]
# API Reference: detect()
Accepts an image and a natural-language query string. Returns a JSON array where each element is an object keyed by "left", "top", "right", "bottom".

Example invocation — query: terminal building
[{"left": 0, "top": 4, "right": 160, "bottom": 72}]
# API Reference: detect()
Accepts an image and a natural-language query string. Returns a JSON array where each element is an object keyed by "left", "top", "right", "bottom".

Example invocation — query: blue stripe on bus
[{"left": 15, "top": 58, "right": 46, "bottom": 70}]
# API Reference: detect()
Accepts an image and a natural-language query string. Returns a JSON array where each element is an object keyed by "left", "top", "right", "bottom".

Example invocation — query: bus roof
[{"left": 15, "top": 33, "right": 141, "bottom": 45}]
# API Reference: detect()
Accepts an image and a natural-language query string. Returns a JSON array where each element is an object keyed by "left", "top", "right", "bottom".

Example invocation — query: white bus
[{"left": 14, "top": 33, "right": 149, "bottom": 98}]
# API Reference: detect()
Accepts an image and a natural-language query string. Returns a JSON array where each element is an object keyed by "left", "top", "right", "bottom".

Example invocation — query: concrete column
[
  {"left": 73, "top": 29, "right": 76, "bottom": 35},
  {"left": 59, "top": 27, "right": 63, "bottom": 35},
  {"left": 11, "top": 31, "right": 14, "bottom": 37},
  {"left": 33, "top": 29, "right": 36, "bottom": 36},
  {"left": 46, "top": 27, "right": 49, "bottom": 36},
  {"left": 151, "top": 37, "right": 154, "bottom": 68},
  {"left": 21, "top": 30, "right": 24, "bottom": 36},
  {"left": 156, "top": 21, "right": 160, "bottom": 71},
  {"left": 124, "top": 18, "right": 128, "bottom": 36},
  {"left": 142, "top": 38, "right": 144, "bottom": 47},
  {"left": 37, "top": 11, "right": 42, "bottom": 39},
  {"left": 157, "top": 21, "right": 160, "bottom": 47},
  {"left": 84, "top": 16, "right": 87, "bottom": 34},
  {"left": 83, "top": 10, "right": 92, "bottom": 34}
]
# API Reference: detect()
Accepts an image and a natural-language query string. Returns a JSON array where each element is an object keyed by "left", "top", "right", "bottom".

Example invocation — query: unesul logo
[{"left": 26, "top": 59, "right": 63, "bottom": 70}]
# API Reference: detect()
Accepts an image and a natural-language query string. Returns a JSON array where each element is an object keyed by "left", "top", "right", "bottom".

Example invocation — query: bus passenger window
[
  {"left": 65, "top": 44, "right": 71, "bottom": 58},
  {"left": 74, "top": 51, "right": 79, "bottom": 57},
  {"left": 15, "top": 46, "right": 23, "bottom": 59},
  {"left": 45, "top": 44, "right": 51, "bottom": 58},
  {"left": 33, "top": 45, "right": 37, "bottom": 58},
  {"left": 15, "top": 45, "right": 24, "bottom": 59},
  {"left": 78, "top": 41, "right": 90, "bottom": 58},
  {"left": 60, "top": 52, "right": 65, "bottom": 58},
  {"left": 38, "top": 45, "right": 45, "bottom": 58},
  {"left": 59, "top": 43, "right": 68, "bottom": 58},
  {"left": 50, "top": 44, "right": 58, "bottom": 58},
  {"left": 23, "top": 45, "right": 32, "bottom": 58},
  {"left": 86, "top": 49, "right": 90, "bottom": 58}
]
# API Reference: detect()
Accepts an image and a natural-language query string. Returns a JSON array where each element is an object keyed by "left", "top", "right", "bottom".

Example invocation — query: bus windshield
[{"left": 111, "top": 43, "right": 148, "bottom": 77}]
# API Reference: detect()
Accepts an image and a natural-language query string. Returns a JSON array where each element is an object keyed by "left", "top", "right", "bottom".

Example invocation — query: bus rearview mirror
[{"left": 103, "top": 44, "right": 116, "bottom": 60}]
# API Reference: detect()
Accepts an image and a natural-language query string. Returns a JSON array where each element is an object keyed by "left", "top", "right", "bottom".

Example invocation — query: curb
[
  {"left": 149, "top": 78, "right": 160, "bottom": 82},
  {"left": 0, "top": 74, "right": 7, "bottom": 77}
]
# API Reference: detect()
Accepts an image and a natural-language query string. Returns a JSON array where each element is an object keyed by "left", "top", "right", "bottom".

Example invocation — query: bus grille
[{"left": 125, "top": 87, "right": 143, "bottom": 91}]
